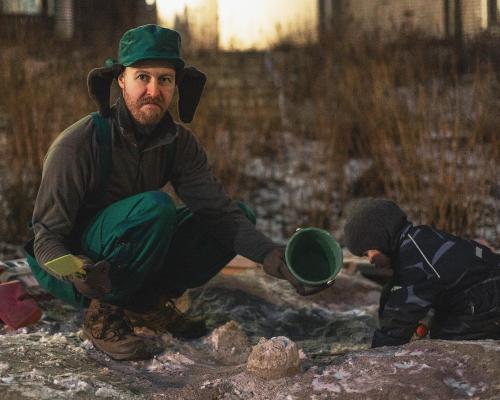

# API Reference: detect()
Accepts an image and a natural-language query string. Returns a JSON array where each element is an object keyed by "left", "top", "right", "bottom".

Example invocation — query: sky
[{"left": 156, "top": 0, "right": 317, "bottom": 49}]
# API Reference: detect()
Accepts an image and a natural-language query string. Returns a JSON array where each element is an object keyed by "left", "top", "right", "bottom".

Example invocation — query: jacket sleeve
[
  {"left": 372, "top": 273, "right": 439, "bottom": 348},
  {"left": 170, "top": 129, "right": 277, "bottom": 263},
  {"left": 32, "top": 118, "right": 94, "bottom": 275}
]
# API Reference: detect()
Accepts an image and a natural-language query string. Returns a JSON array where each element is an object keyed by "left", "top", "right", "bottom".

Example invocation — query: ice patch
[
  {"left": 1, "top": 375, "right": 14, "bottom": 383},
  {"left": 27, "top": 368, "right": 45, "bottom": 381},
  {"left": 200, "top": 378, "right": 222, "bottom": 389},
  {"left": 444, "top": 377, "right": 485, "bottom": 397},
  {"left": 394, "top": 360, "right": 418, "bottom": 369},
  {"left": 395, "top": 349, "right": 424, "bottom": 357},
  {"left": 157, "top": 352, "right": 195, "bottom": 365},
  {"left": 147, "top": 352, "right": 195, "bottom": 373},
  {"left": 0, "top": 362, "right": 10, "bottom": 374},
  {"left": 408, "top": 364, "right": 432, "bottom": 374},
  {"left": 333, "top": 369, "right": 351, "bottom": 380},
  {"left": 53, "top": 375, "right": 90, "bottom": 393},
  {"left": 95, "top": 386, "right": 122, "bottom": 398},
  {"left": 312, "top": 376, "right": 341, "bottom": 393},
  {"left": 39, "top": 332, "right": 68, "bottom": 345}
]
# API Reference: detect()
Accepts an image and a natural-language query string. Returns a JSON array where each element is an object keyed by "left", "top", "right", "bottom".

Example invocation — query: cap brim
[{"left": 123, "top": 56, "right": 185, "bottom": 71}]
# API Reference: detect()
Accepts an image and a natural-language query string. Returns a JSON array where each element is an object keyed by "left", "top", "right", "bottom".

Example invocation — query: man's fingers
[{"left": 94, "top": 260, "right": 111, "bottom": 271}]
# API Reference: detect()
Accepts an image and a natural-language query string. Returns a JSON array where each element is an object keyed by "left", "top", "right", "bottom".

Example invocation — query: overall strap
[
  {"left": 164, "top": 137, "right": 177, "bottom": 181},
  {"left": 91, "top": 112, "right": 112, "bottom": 195}
]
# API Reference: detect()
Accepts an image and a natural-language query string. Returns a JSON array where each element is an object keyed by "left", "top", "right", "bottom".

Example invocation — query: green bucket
[{"left": 285, "top": 227, "right": 343, "bottom": 287}]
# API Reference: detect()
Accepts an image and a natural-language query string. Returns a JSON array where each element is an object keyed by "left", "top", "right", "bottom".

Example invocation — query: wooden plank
[
  {"left": 221, "top": 254, "right": 373, "bottom": 275},
  {"left": 221, "top": 255, "right": 258, "bottom": 275}
]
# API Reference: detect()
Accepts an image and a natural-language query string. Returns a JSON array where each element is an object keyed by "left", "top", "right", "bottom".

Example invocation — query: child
[{"left": 343, "top": 198, "right": 500, "bottom": 347}]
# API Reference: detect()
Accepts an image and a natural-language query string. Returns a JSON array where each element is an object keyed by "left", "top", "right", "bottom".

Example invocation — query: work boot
[
  {"left": 125, "top": 299, "right": 208, "bottom": 339},
  {"left": 82, "top": 299, "right": 152, "bottom": 361}
]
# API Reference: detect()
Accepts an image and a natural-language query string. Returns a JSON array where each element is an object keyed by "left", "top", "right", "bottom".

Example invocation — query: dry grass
[
  {"left": 0, "top": 42, "right": 97, "bottom": 240},
  {"left": 0, "top": 32, "right": 498, "bottom": 246}
]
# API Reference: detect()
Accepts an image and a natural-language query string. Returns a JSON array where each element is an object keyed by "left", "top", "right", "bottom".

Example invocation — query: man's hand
[
  {"left": 262, "top": 247, "right": 313, "bottom": 296},
  {"left": 70, "top": 256, "right": 112, "bottom": 299},
  {"left": 262, "top": 247, "right": 335, "bottom": 296},
  {"left": 262, "top": 246, "right": 288, "bottom": 279}
]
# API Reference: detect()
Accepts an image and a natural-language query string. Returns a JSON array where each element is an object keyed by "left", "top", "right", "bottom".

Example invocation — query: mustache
[{"left": 137, "top": 96, "right": 163, "bottom": 107}]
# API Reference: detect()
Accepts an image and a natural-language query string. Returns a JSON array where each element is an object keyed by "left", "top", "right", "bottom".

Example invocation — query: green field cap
[
  {"left": 285, "top": 227, "right": 343, "bottom": 286},
  {"left": 118, "top": 24, "right": 185, "bottom": 70}
]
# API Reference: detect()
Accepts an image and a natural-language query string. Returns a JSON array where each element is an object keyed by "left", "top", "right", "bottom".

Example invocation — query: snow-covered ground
[{"left": 0, "top": 269, "right": 499, "bottom": 399}]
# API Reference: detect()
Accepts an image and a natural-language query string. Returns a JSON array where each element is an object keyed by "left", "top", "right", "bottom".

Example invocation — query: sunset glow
[{"left": 156, "top": 0, "right": 317, "bottom": 49}]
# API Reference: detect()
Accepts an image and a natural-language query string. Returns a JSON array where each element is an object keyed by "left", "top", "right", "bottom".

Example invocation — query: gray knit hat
[{"left": 343, "top": 198, "right": 409, "bottom": 257}]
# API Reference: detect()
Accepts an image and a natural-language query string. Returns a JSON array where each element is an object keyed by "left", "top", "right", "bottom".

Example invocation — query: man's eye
[
  {"left": 138, "top": 74, "right": 148, "bottom": 81},
  {"left": 160, "top": 76, "right": 173, "bottom": 84}
]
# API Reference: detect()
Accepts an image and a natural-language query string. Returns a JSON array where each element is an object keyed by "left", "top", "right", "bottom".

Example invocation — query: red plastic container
[
  {"left": 415, "top": 323, "right": 429, "bottom": 338},
  {"left": 0, "top": 280, "right": 42, "bottom": 329}
]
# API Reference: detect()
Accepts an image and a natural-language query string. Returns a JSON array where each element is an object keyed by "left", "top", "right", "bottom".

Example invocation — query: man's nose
[{"left": 146, "top": 80, "right": 160, "bottom": 97}]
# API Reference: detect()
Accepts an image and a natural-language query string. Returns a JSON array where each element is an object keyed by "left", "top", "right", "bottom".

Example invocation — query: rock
[
  {"left": 208, "top": 321, "right": 250, "bottom": 364},
  {"left": 246, "top": 336, "right": 301, "bottom": 380}
]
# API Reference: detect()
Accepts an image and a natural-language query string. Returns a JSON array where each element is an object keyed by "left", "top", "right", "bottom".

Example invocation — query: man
[
  {"left": 27, "top": 24, "right": 297, "bottom": 361},
  {"left": 343, "top": 198, "right": 500, "bottom": 348}
]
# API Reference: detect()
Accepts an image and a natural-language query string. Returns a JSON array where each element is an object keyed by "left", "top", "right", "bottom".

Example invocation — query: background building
[
  {"left": 0, "top": 0, "right": 157, "bottom": 43},
  {"left": 319, "top": 0, "right": 500, "bottom": 40},
  {"left": 157, "top": 0, "right": 317, "bottom": 50},
  {"left": 157, "top": 0, "right": 500, "bottom": 50}
]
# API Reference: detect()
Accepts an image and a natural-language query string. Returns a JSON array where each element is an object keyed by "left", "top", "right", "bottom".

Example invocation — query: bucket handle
[{"left": 297, "top": 278, "right": 336, "bottom": 296}]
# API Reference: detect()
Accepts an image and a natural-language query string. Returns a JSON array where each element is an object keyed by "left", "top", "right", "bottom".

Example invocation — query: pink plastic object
[{"left": 0, "top": 280, "right": 42, "bottom": 329}]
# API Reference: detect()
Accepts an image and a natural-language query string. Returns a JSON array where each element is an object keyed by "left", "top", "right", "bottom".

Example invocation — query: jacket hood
[{"left": 343, "top": 198, "right": 410, "bottom": 257}]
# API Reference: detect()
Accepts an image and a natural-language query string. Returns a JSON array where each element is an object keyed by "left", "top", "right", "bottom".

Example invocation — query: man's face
[
  {"left": 118, "top": 61, "right": 176, "bottom": 125},
  {"left": 366, "top": 249, "right": 391, "bottom": 269}
]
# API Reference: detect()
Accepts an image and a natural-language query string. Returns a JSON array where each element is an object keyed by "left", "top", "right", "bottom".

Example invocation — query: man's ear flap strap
[{"left": 178, "top": 66, "right": 207, "bottom": 123}]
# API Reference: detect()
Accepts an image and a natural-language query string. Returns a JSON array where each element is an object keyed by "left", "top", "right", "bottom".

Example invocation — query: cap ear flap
[
  {"left": 177, "top": 67, "right": 206, "bottom": 123},
  {"left": 87, "top": 63, "right": 124, "bottom": 117}
]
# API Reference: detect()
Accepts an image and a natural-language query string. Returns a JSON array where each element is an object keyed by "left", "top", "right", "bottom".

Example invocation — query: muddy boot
[
  {"left": 82, "top": 299, "right": 153, "bottom": 361},
  {"left": 125, "top": 299, "right": 207, "bottom": 339}
]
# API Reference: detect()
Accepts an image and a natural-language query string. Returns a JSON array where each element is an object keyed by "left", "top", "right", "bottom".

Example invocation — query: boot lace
[{"left": 89, "top": 303, "right": 134, "bottom": 341}]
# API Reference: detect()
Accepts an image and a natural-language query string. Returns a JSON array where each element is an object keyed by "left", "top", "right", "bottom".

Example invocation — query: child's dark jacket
[{"left": 373, "top": 224, "right": 500, "bottom": 347}]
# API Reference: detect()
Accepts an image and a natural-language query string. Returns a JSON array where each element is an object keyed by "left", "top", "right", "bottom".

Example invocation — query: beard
[{"left": 123, "top": 91, "right": 166, "bottom": 126}]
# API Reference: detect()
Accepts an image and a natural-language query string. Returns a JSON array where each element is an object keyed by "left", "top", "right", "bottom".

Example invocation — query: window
[
  {"left": 2, "top": 0, "right": 42, "bottom": 15},
  {"left": 488, "top": 0, "right": 499, "bottom": 26},
  {"left": 2, "top": 0, "right": 55, "bottom": 16}
]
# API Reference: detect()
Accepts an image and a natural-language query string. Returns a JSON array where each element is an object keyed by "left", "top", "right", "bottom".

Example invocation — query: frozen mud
[{"left": 0, "top": 268, "right": 499, "bottom": 399}]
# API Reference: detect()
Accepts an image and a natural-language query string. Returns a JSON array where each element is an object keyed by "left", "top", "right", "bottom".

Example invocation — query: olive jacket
[{"left": 32, "top": 96, "right": 276, "bottom": 275}]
